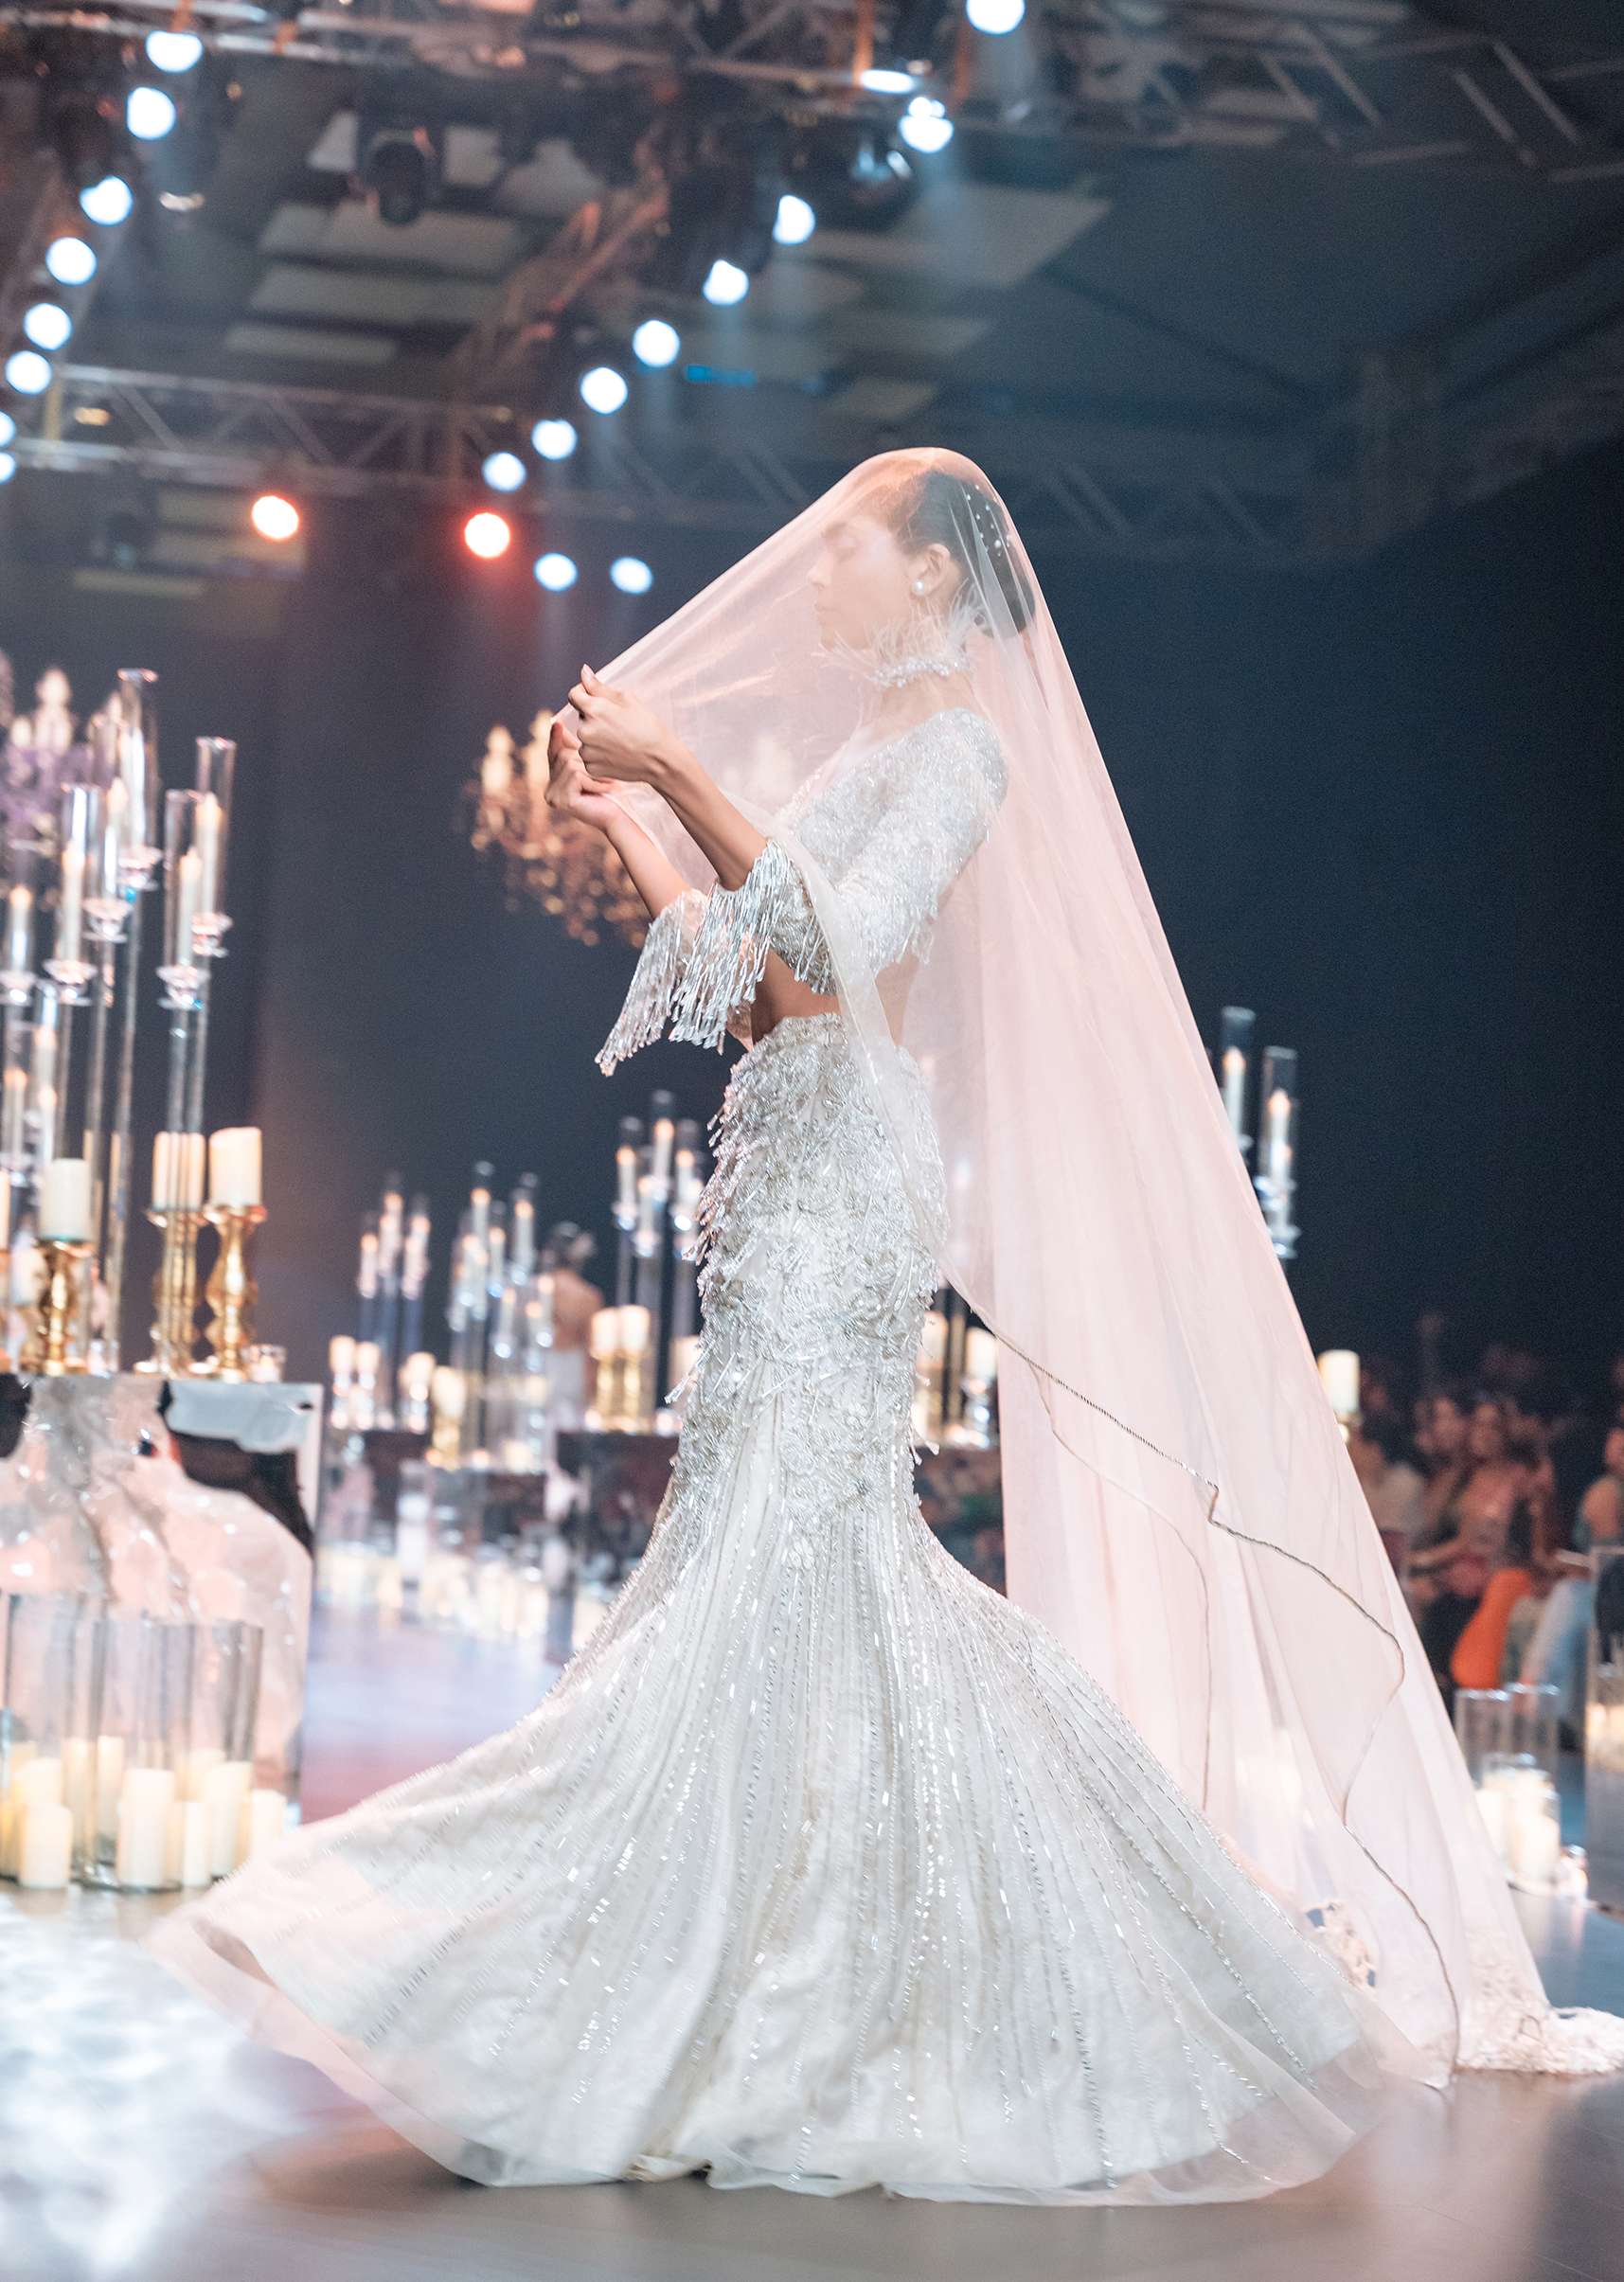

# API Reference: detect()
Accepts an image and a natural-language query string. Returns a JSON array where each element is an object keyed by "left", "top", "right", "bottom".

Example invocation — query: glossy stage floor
[{"left": 9, "top": 1614, "right": 1624, "bottom": 2282}]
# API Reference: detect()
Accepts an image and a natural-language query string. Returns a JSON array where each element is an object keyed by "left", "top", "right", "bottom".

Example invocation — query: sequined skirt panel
[{"left": 150, "top": 1010, "right": 1383, "bottom": 2202}]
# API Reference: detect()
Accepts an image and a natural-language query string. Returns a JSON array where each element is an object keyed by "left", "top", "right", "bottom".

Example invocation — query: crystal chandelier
[{"left": 466, "top": 715, "right": 649, "bottom": 952}]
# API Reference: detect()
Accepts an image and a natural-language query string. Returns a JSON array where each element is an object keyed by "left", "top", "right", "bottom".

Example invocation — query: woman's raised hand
[
  {"left": 545, "top": 709, "right": 623, "bottom": 835},
  {"left": 564, "top": 664, "right": 681, "bottom": 789}
]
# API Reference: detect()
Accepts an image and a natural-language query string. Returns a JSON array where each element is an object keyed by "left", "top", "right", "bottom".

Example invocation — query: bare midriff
[{"left": 747, "top": 956, "right": 839, "bottom": 1049}]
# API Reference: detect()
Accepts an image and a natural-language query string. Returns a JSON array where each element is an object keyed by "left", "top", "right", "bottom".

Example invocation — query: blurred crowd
[{"left": 1347, "top": 1338, "right": 1624, "bottom": 1747}]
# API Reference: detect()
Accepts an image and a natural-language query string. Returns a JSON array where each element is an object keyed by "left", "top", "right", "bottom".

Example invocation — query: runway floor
[{"left": 8, "top": 1614, "right": 1624, "bottom": 2282}]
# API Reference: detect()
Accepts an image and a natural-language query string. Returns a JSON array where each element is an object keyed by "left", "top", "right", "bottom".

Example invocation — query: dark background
[{"left": 3, "top": 437, "right": 1620, "bottom": 1393}]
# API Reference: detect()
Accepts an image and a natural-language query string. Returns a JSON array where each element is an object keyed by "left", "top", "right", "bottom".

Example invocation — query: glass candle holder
[
  {"left": 112, "top": 668, "right": 162, "bottom": 883},
  {"left": 159, "top": 790, "right": 205, "bottom": 1008},
  {"left": 90, "top": 1610, "right": 195, "bottom": 1891},
  {"left": 0, "top": 1592, "right": 100, "bottom": 1886},
  {"left": 191, "top": 738, "right": 236, "bottom": 956},
  {"left": 186, "top": 1617, "right": 262, "bottom": 1881}
]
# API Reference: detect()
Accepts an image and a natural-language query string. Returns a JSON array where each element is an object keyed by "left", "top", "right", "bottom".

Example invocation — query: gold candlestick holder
[
  {"left": 22, "top": 1239, "right": 94, "bottom": 1376},
  {"left": 140, "top": 1206, "right": 205, "bottom": 1378},
  {"left": 201, "top": 1202, "right": 267, "bottom": 1382}
]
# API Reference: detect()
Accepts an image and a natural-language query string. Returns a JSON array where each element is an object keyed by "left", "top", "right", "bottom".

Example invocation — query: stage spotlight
[
  {"left": 481, "top": 450, "right": 526, "bottom": 493},
  {"left": 899, "top": 97, "right": 954, "bottom": 153},
  {"left": 534, "top": 552, "right": 578, "bottom": 592},
  {"left": 0, "top": 454, "right": 14, "bottom": 486},
  {"left": 531, "top": 418, "right": 578, "bottom": 461},
  {"left": 23, "top": 304, "right": 72, "bottom": 354},
  {"left": 360, "top": 123, "right": 440, "bottom": 227},
  {"left": 80, "top": 175, "right": 134, "bottom": 227},
  {"left": 250, "top": 491, "right": 300, "bottom": 542},
  {"left": 610, "top": 556, "right": 652, "bottom": 596},
  {"left": 703, "top": 259, "right": 749, "bottom": 307},
  {"left": 45, "top": 238, "right": 97, "bottom": 287},
  {"left": 579, "top": 365, "right": 628, "bottom": 415},
  {"left": 633, "top": 319, "right": 681, "bottom": 369},
  {"left": 0, "top": 413, "right": 14, "bottom": 447},
  {"left": 146, "top": 28, "right": 205, "bottom": 71},
  {"left": 127, "top": 86, "right": 178, "bottom": 142},
  {"left": 464, "top": 509, "right": 511, "bottom": 560},
  {"left": 860, "top": 65, "right": 917, "bottom": 93},
  {"left": 967, "top": 0, "right": 1024, "bottom": 27},
  {"left": 774, "top": 193, "right": 816, "bottom": 245},
  {"left": 5, "top": 351, "right": 52, "bottom": 397}
]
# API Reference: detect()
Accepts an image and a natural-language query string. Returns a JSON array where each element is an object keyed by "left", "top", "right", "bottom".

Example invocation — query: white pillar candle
[
  {"left": 166, "top": 1799, "right": 212, "bottom": 1887},
  {"left": 56, "top": 843, "right": 85, "bottom": 965},
  {"left": 619, "top": 1303, "right": 651, "bottom": 1357},
  {"left": 1317, "top": 1349, "right": 1361, "bottom": 1419},
  {"left": 61, "top": 1736, "right": 95, "bottom": 1851},
  {"left": 116, "top": 1766, "right": 177, "bottom": 1889},
  {"left": 238, "top": 1787, "right": 286, "bottom": 1862},
  {"left": 17, "top": 1801, "right": 73, "bottom": 1889},
  {"left": 964, "top": 1327, "right": 998, "bottom": 1383},
  {"left": 5, "top": 882, "right": 33, "bottom": 976},
  {"left": 207, "top": 1126, "right": 261, "bottom": 1208},
  {"left": 152, "top": 1130, "right": 205, "bottom": 1210},
  {"left": 204, "top": 1758, "right": 254, "bottom": 1876},
  {"left": 181, "top": 1744, "right": 224, "bottom": 1802},
  {"left": 1220, "top": 1045, "right": 1247, "bottom": 1138},
  {"left": 172, "top": 845, "right": 202, "bottom": 960},
  {"left": 94, "top": 1733, "right": 127, "bottom": 1843},
  {"left": 39, "top": 1157, "right": 92, "bottom": 1240},
  {"left": 0, "top": 1065, "right": 27, "bottom": 1160},
  {"left": 194, "top": 791, "right": 223, "bottom": 915},
  {"left": 13, "top": 1755, "right": 63, "bottom": 1810}
]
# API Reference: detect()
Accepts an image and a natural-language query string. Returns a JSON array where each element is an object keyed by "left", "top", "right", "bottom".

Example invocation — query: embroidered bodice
[{"left": 595, "top": 705, "right": 1007, "bottom": 1074}]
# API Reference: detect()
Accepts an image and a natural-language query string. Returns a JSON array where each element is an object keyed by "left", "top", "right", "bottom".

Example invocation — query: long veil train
[{"left": 595, "top": 444, "right": 1624, "bottom": 2083}]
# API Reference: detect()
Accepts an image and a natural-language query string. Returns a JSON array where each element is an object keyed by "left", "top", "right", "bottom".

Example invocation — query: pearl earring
[{"left": 911, "top": 579, "right": 925, "bottom": 594}]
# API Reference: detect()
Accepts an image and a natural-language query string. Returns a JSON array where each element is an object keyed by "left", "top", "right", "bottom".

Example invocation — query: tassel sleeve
[
  {"left": 596, "top": 888, "right": 754, "bottom": 1076},
  {"left": 668, "top": 709, "right": 1008, "bottom": 1047}
]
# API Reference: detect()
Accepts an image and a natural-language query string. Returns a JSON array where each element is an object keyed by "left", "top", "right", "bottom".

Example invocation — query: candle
[
  {"left": 152, "top": 1130, "right": 205, "bottom": 1210},
  {"left": 207, "top": 1126, "right": 261, "bottom": 1207},
  {"left": 56, "top": 844, "right": 85, "bottom": 965},
  {"left": 635, "top": 1173, "right": 658, "bottom": 1238},
  {"left": 181, "top": 1744, "right": 224, "bottom": 1802},
  {"left": 4, "top": 883, "right": 33, "bottom": 976},
  {"left": 964, "top": 1327, "right": 998, "bottom": 1384},
  {"left": 166, "top": 1799, "right": 212, "bottom": 1887},
  {"left": 172, "top": 845, "right": 202, "bottom": 962},
  {"left": 17, "top": 1801, "right": 73, "bottom": 1890},
  {"left": 616, "top": 1145, "right": 637, "bottom": 1217},
  {"left": 619, "top": 1303, "right": 651, "bottom": 1356},
  {"left": 203, "top": 1758, "right": 254, "bottom": 1876},
  {"left": 1317, "top": 1350, "right": 1361, "bottom": 1420},
  {"left": 95, "top": 1734, "right": 126, "bottom": 1844},
  {"left": 39, "top": 1157, "right": 91, "bottom": 1240},
  {"left": 651, "top": 1116, "right": 674, "bottom": 1190},
  {"left": 115, "top": 1766, "right": 177, "bottom": 1889},
  {"left": 1, "top": 1067, "right": 27, "bottom": 1161},
  {"left": 238, "top": 1786, "right": 286, "bottom": 1862},
  {"left": 1221, "top": 1045, "right": 1247, "bottom": 1138},
  {"left": 61, "top": 1736, "right": 95, "bottom": 1852},
  {"left": 99, "top": 778, "right": 129, "bottom": 900},
  {"left": 1263, "top": 1086, "right": 1293, "bottom": 1185},
  {"left": 194, "top": 791, "right": 223, "bottom": 915}
]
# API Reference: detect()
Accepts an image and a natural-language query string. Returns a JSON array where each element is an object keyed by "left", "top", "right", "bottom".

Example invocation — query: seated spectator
[
  {"left": 1347, "top": 1412, "right": 1426, "bottom": 1574},
  {"left": 1451, "top": 1506, "right": 1538, "bottom": 1694},
  {"left": 1408, "top": 1394, "right": 1528, "bottom": 1696},
  {"left": 1519, "top": 1411, "right": 1624, "bottom": 1744}
]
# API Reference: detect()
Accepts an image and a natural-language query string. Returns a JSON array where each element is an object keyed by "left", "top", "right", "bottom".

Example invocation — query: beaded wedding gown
[{"left": 152, "top": 705, "right": 1398, "bottom": 2202}]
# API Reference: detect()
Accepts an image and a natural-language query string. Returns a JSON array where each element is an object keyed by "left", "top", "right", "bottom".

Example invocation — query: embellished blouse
[{"left": 596, "top": 706, "right": 1008, "bottom": 1075}]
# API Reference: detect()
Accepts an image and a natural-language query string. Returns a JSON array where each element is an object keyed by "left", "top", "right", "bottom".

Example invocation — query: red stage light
[{"left": 463, "top": 509, "right": 511, "bottom": 561}]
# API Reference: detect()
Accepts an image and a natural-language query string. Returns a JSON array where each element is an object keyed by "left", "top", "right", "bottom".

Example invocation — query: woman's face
[
  {"left": 1426, "top": 1396, "right": 1466, "bottom": 1460},
  {"left": 1468, "top": 1401, "right": 1509, "bottom": 1464},
  {"left": 808, "top": 509, "right": 934, "bottom": 652}
]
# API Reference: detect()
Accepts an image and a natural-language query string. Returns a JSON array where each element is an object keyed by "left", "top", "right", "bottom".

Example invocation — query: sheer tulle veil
[{"left": 573, "top": 444, "right": 1621, "bottom": 2081}]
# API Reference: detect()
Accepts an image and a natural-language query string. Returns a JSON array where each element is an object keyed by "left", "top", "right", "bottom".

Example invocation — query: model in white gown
[{"left": 151, "top": 705, "right": 1394, "bottom": 2202}]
